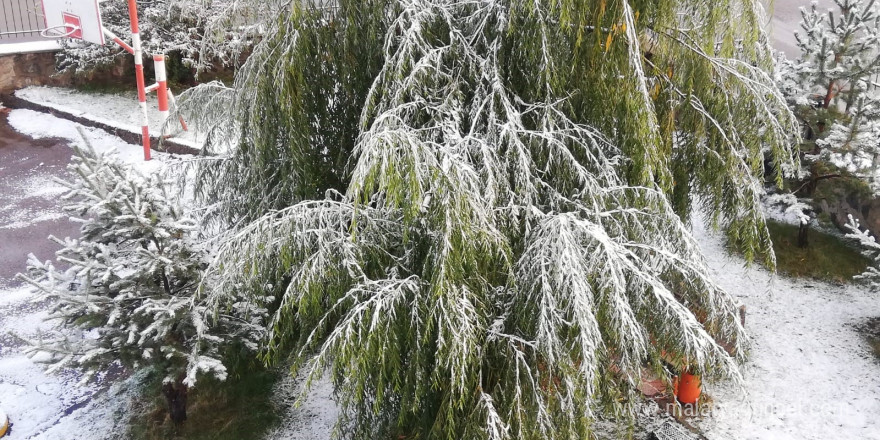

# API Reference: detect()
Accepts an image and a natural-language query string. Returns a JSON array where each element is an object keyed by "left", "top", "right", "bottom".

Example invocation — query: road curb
[{"left": 0, "top": 92, "right": 202, "bottom": 157}]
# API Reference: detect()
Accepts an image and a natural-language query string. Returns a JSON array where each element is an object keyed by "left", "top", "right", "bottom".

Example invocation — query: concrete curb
[{"left": 0, "top": 92, "right": 202, "bottom": 156}]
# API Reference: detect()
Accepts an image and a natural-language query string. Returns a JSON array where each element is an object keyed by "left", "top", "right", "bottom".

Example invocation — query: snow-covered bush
[
  {"left": 17, "top": 142, "right": 267, "bottom": 423},
  {"left": 181, "top": 0, "right": 797, "bottom": 438},
  {"left": 778, "top": 0, "right": 880, "bottom": 189},
  {"left": 57, "top": 0, "right": 283, "bottom": 74}
]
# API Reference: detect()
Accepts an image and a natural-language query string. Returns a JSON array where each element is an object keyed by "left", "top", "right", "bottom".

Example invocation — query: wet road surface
[{"left": 0, "top": 111, "right": 78, "bottom": 287}]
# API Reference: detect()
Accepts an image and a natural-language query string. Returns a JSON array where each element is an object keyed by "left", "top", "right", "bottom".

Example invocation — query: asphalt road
[{"left": 0, "top": 111, "right": 78, "bottom": 287}]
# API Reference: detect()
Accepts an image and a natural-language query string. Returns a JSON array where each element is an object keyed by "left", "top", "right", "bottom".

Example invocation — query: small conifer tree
[
  {"left": 774, "top": 0, "right": 880, "bottom": 245},
  {"left": 17, "top": 144, "right": 267, "bottom": 423}
]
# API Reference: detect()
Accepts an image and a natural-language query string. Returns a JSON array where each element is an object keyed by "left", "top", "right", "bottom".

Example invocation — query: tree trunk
[
  {"left": 162, "top": 378, "right": 189, "bottom": 424},
  {"left": 797, "top": 222, "right": 809, "bottom": 248}
]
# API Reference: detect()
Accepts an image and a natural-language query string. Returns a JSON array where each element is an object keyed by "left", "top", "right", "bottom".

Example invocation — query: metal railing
[{"left": 0, "top": 0, "right": 44, "bottom": 42}]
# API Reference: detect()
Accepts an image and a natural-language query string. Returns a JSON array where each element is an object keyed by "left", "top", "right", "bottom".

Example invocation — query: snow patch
[
  {"left": 265, "top": 373, "right": 340, "bottom": 439},
  {"left": 0, "top": 40, "right": 60, "bottom": 56},
  {"left": 0, "top": 286, "right": 32, "bottom": 307},
  {"left": 693, "top": 220, "right": 880, "bottom": 440},
  {"left": 0, "top": 349, "right": 98, "bottom": 438},
  {"left": 0, "top": 212, "right": 66, "bottom": 230},
  {"left": 0, "top": 163, "right": 68, "bottom": 230},
  {"left": 0, "top": 279, "right": 137, "bottom": 440},
  {"left": 6, "top": 108, "right": 166, "bottom": 174},
  {"left": 16, "top": 86, "right": 206, "bottom": 149}
]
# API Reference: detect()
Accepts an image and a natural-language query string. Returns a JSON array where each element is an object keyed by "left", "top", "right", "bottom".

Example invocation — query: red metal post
[
  {"left": 167, "top": 90, "right": 189, "bottom": 132},
  {"left": 153, "top": 54, "right": 169, "bottom": 126},
  {"left": 127, "top": 0, "right": 150, "bottom": 161},
  {"left": 102, "top": 27, "right": 134, "bottom": 54}
]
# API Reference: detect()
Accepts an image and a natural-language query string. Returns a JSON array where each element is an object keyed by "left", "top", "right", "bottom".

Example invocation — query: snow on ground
[
  {"left": 0, "top": 280, "right": 138, "bottom": 440},
  {"left": 15, "top": 86, "right": 204, "bottom": 150},
  {"left": 0, "top": 163, "right": 67, "bottom": 231},
  {"left": 264, "top": 373, "right": 340, "bottom": 439},
  {"left": 693, "top": 220, "right": 880, "bottom": 440},
  {"left": 6, "top": 108, "right": 168, "bottom": 174},
  {"left": 0, "top": 41, "right": 60, "bottom": 56}
]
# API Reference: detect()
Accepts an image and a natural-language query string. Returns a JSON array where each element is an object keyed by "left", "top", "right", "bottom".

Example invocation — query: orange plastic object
[{"left": 674, "top": 372, "right": 701, "bottom": 404}]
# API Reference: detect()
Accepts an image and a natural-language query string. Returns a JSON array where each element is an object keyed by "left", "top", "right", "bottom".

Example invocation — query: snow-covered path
[{"left": 693, "top": 221, "right": 880, "bottom": 440}]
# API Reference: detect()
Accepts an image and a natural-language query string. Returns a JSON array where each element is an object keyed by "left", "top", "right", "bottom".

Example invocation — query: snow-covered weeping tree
[
  {"left": 17, "top": 144, "right": 267, "bottom": 424},
  {"left": 180, "top": 0, "right": 797, "bottom": 438}
]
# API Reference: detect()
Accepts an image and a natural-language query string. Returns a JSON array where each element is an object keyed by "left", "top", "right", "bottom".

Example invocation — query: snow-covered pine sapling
[
  {"left": 16, "top": 143, "right": 267, "bottom": 424},
  {"left": 764, "top": 193, "right": 815, "bottom": 247},
  {"left": 845, "top": 214, "right": 880, "bottom": 289},
  {"left": 789, "top": 0, "right": 880, "bottom": 115},
  {"left": 782, "top": 0, "right": 880, "bottom": 175},
  {"left": 773, "top": 0, "right": 880, "bottom": 246},
  {"left": 817, "top": 97, "right": 880, "bottom": 190}
]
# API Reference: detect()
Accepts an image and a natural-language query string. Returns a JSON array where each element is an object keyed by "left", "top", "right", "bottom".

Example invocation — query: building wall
[{"left": 0, "top": 51, "right": 70, "bottom": 94}]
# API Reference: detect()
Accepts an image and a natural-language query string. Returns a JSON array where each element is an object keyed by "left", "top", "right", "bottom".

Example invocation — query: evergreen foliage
[
  {"left": 57, "top": 0, "right": 281, "bottom": 73},
  {"left": 845, "top": 214, "right": 880, "bottom": 289},
  {"left": 778, "top": 0, "right": 880, "bottom": 190},
  {"left": 16, "top": 144, "right": 267, "bottom": 420},
  {"left": 817, "top": 98, "right": 880, "bottom": 189},
  {"left": 179, "top": 0, "right": 797, "bottom": 438}
]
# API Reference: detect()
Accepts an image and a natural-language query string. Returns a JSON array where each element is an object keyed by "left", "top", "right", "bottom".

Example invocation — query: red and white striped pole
[
  {"left": 153, "top": 54, "right": 169, "bottom": 126},
  {"left": 102, "top": 28, "right": 133, "bottom": 54},
  {"left": 103, "top": 3, "right": 189, "bottom": 158},
  {"left": 126, "top": 0, "right": 150, "bottom": 161}
]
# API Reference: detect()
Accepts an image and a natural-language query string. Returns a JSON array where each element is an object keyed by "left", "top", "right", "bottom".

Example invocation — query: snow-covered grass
[
  {"left": 15, "top": 86, "right": 205, "bottom": 150},
  {"left": 6, "top": 108, "right": 168, "bottom": 173},
  {"left": 693, "top": 219, "right": 880, "bottom": 440},
  {"left": 127, "top": 367, "right": 283, "bottom": 440},
  {"left": 765, "top": 220, "right": 870, "bottom": 282}
]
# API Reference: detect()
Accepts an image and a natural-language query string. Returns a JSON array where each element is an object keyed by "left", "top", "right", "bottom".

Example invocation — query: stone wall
[{"left": 0, "top": 51, "right": 71, "bottom": 94}]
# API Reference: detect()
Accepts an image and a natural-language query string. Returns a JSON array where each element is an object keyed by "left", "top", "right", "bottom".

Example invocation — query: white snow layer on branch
[
  {"left": 845, "top": 214, "right": 880, "bottom": 290},
  {"left": 197, "top": 1, "right": 756, "bottom": 437},
  {"left": 17, "top": 144, "right": 266, "bottom": 387}
]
